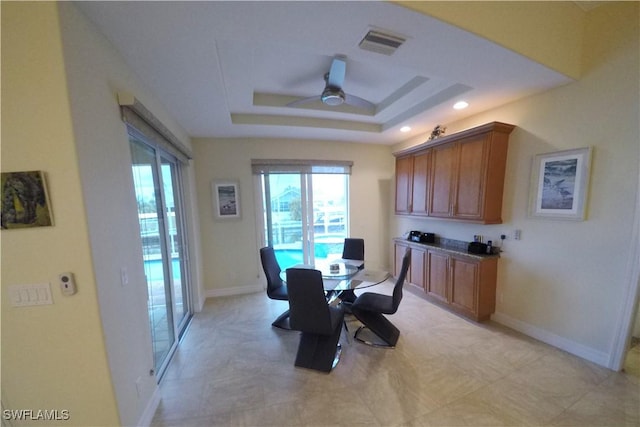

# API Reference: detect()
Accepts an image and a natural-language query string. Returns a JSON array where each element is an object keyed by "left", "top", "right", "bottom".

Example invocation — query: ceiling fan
[{"left": 287, "top": 55, "right": 375, "bottom": 111}]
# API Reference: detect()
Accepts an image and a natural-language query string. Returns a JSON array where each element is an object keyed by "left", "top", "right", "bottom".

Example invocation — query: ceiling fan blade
[
  {"left": 344, "top": 93, "right": 375, "bottom": 111},
  {"left": 327, "top": 56, "right": 346, "bottom": 88},
  {"left": 287, "top": 95, "right": 322, "bottom": 107}
]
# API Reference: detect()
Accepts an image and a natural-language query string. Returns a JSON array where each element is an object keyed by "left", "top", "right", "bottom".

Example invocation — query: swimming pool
[
  {"left": 144, "top": 258, "right": 181, "bottom": 282},
  {"left": 274, "top": 237, "right": 344, "bottom": 269}
]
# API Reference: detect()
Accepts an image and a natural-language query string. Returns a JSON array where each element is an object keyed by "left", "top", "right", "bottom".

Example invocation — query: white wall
[
  {"left": 192, "top": 138, "right": 394, "bottom": 295},
  {"left": 1, "top": 3, "right": 120, "bottom": 425},
  {"left": 392, "top": 2, "right": 639, "bottom": 367},
  {"left": 57, "top": 3, "right": 198, "bottom": 425}
]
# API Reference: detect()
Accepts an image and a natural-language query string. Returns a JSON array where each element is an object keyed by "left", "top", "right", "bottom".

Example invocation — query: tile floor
[{"left": 152, "top": 281, "right": 640, "bottom": 426}]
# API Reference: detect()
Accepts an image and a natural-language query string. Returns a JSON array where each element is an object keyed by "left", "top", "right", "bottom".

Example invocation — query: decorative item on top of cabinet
[{"left": 394, "top": 122, "right": 515, "bottom": 224}]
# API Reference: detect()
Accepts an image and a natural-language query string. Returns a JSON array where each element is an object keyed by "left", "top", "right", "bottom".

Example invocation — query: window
[{"left": 253, "top": 159, "right": 352, "bottom": 269}]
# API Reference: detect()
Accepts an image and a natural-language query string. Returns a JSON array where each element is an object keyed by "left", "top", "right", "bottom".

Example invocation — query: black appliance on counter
[
  {"left": 468, "top": 242, "right": 488, "bottom": 254},
  {"left": 408, "top": 231, "right": 435, "bottom": 244}
]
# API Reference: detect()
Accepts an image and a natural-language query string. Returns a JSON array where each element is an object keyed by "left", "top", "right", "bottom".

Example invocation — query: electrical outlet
[{"left": 514, "top": 229, "right": 522, "bottom": 240}]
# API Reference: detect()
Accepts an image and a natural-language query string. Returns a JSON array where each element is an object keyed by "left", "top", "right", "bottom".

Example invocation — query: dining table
[{"left": 283, "top": 259, "right": 390, "bottom": 299}]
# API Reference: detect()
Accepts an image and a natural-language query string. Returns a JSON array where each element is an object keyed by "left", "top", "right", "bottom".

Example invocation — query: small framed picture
[
  {"left": 529, "top": 147, "right": 592, "bottom": 220},
  {"left": 1, "top": 170, "right": 54, "bottom": 229},
  {"left": 212, "top": 180, "right": 240, "bottom": 219}
]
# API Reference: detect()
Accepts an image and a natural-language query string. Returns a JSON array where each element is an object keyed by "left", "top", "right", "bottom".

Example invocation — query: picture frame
[
  {"left": 1, "top": 170, "right": 54, "bottom": 229},
  {"left": 212, "top": 180, "right": 240, "bottom": 219},
  {"left": 529, "top": 147, "right": 592, "bottom": 220}
]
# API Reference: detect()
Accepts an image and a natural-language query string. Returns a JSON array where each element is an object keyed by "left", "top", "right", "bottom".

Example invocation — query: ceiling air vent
[{"left": 359, "top": 30, "right": 406, "bottom": 56}]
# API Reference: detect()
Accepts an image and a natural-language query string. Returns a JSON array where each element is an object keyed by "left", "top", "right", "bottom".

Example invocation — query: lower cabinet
[
  {"left": 395, "top": 241, "right": 498, "bottom": 322},
  {"left": 426, "top": 250, "right": 449, "bottom": 304}
]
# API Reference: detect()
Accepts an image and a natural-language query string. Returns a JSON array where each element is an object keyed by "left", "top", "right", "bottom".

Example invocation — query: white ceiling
[{"left": 76, "top": 1, "right": 573, "bottom": 145}]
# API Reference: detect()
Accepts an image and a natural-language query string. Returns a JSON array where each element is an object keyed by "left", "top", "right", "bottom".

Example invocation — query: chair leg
[
  {"left": 272, "top": 309, "right": 291, "bottom": 330},
  {"left": 343, "top": 320, "right": 351, "bottom": 344},
  {"left": 294, "top": 322, "right": 343, "bottom": 373},
  {"left": 351, "top": 308, "right": 400, "bottom": 348},
  {"left": 340, "top": 289, "right": 357, "bottom": 303}
]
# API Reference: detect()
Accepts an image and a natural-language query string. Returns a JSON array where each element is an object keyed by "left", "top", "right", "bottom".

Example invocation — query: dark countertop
[{"left": 393, "top": 237, "right": 500, "bottom": 260}]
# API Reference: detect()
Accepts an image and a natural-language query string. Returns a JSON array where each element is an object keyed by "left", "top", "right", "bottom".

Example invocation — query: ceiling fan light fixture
[{"left": 321, "top": 88, "right": 346, "bottom": 106}]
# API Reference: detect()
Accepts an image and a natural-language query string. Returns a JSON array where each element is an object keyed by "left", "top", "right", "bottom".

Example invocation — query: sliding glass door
[
  {"left": 130, "top": 133, "right": 191, "bottom": 379},
  {"left": 260, "top": 172, "right": 349, "bottom": 269}
]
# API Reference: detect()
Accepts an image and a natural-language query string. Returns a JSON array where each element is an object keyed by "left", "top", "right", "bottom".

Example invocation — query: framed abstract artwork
[
  {"left": 529, "top": 147, "right": 592, "bottom": 220},
  {"left": 1, "top": 170, "right": 53, "bottom": 229},
  {"left": 212, "top": 180, "right": 240, "bottom": 219}
]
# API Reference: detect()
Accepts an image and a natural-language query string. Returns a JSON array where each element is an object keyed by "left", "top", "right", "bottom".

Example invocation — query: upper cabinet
[{"left": 394, "top": 122, "right": 515, "bottom": 224}]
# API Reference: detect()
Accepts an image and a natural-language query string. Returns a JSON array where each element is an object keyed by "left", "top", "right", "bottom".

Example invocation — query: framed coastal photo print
[
  {"left": 212, "top": 180, "right": 240, "bottom": 219},
  {"left": 529, "top": 147, "right": 592, "bottom": 220},
  {"left": 1, "top": 170, "right": 53, "bottom": 229}
]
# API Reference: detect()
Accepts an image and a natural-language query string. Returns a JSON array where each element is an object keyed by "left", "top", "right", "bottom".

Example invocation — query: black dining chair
[
  {"left": 259, "top": 246, "right": 291, "bottom": 330},
  {"left": 286, "top": 268, "right": 345, "bottom": 373},
  {"left": 351, "top": 247, "right": 411, "bottom": 348},
  {"left": 342, "top": 238, "right": 365, "bottom": 267},
  {"left": 339, "top": 238, "right": 365, "bottom": 307}
]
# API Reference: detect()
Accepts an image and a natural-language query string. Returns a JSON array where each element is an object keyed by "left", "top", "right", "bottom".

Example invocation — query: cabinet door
[
  {"left": 429, "top": 144, "right": 457, "bottom": 217},
  {"left": 395, "top": 156, "right": 413, "bottom": 214},
  {"left": 395, "top": 243, "right": 409, "bottom": 277},
  {"left": 426, "top": 251, "right": 449, "bottom": 303},
  {"left": 411, "top": 151, "right": 431, "bottom": 215},
  {"left": 450, "top": 257, "right": 478, "bottom": 317},
  {"left": 409, "top": 247, "right": 426, "bottom": 289},
  {"left": 454, "top": 136, "right": 488, "bottom": 220}
]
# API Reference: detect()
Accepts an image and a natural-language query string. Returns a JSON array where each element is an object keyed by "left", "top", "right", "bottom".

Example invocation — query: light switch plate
[{"left": 9, "top": 283, "right": 53, "bottom": 306}]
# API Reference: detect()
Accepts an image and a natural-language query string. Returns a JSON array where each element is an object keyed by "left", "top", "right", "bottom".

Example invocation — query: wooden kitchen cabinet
[
  {"left": 450, "top": 256, "right": 479, "bottom": 317},
  {"left": 394, "top": 151, "right": 430, "bottom": 216},
  {"left": 394, "top": 242, "right": 408, "bottom": 276},
  {"left": 395, "top": 242, "right": 426, "bottom": 289},
  {"left": 410, "top": 150, "right": 430, "bottom": 216},
  {"left": 428, "top": 143, "right": 457, "bottom": 218},
  {"left": 394, "top": 240, "right": 498, "bottom": 322},
  {"left": 394, "top": 122, "right": 514, "bottom": 224},
  {"left": 426, "top": 250, "right": 449, "bottom": 304},
  {"left": 395, "top": 155, "right": 412, "bottom": 214},
  {"left": 433, "top": 252, "right": 497, "bottom": 321},
  {"left": 409, "top": 245, "right": 427, "bottom": 289}
]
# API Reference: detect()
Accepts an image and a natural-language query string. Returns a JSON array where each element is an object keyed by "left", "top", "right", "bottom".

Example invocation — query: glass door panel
[
  {"left": 262, "top": 174, "right": 305, "bottom": 270},
  {"left": 160, "top": 158, "right": 189, "bottom": 332},
  {"left": 311, "top": 174, "right": 348, "bottom": 264},
  {"left": 130, "top": 140, "right": 175, "bottom": 373},
  {"left": 262, "top": 173, "right": 348, "bottom": 268}
]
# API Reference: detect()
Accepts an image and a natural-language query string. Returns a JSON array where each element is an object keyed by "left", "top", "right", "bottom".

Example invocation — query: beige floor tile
[
  {"left": 470, "top": 376, "right": 569, "bottom": 425},
  {"left": 151, "top": 283, "right": 638, "bottom": 427},
  {"left": 549, "top": 373, "right": 640, "bottom": 426},
  {"left": 402, "top": 395, "right": 523, "bottom": 426}
]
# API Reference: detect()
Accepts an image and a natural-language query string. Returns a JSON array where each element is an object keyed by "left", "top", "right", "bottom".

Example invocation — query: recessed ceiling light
[
  {"left": 400, "top": 126, "right": 411, "bottom": 133},
  {"left": 453, "top": 101, "right": 469, "bottom": 110}
]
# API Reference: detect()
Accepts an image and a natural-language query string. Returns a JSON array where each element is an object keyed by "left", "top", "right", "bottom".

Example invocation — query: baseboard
[
  {"left": 491, "top": 311, "right": 610, "bottom": 368},
  {"left": 204, "top": 284, "right": 263, "bottom": 299},
  {"left": 136, "top": 385, "right": 161, "bottom": 427}
]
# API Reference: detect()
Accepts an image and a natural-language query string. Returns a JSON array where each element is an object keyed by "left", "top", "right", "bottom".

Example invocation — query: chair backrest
[
  {"left": 260, "top": 246, "right": 284, "bottom": 295},
  {"left": 342, "top": 238, "right": 364, "bottom": 261},
  {"left": 286, "top": 268, "right": 333, "bottom": 335},
  {"left": 391, "top": 248, "right": 411, "bottom": 313}
]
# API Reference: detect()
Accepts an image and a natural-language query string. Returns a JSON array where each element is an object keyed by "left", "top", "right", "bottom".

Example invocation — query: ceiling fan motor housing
[{"left": 321, "top": 86, "right": 346, "bottom": 106}]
